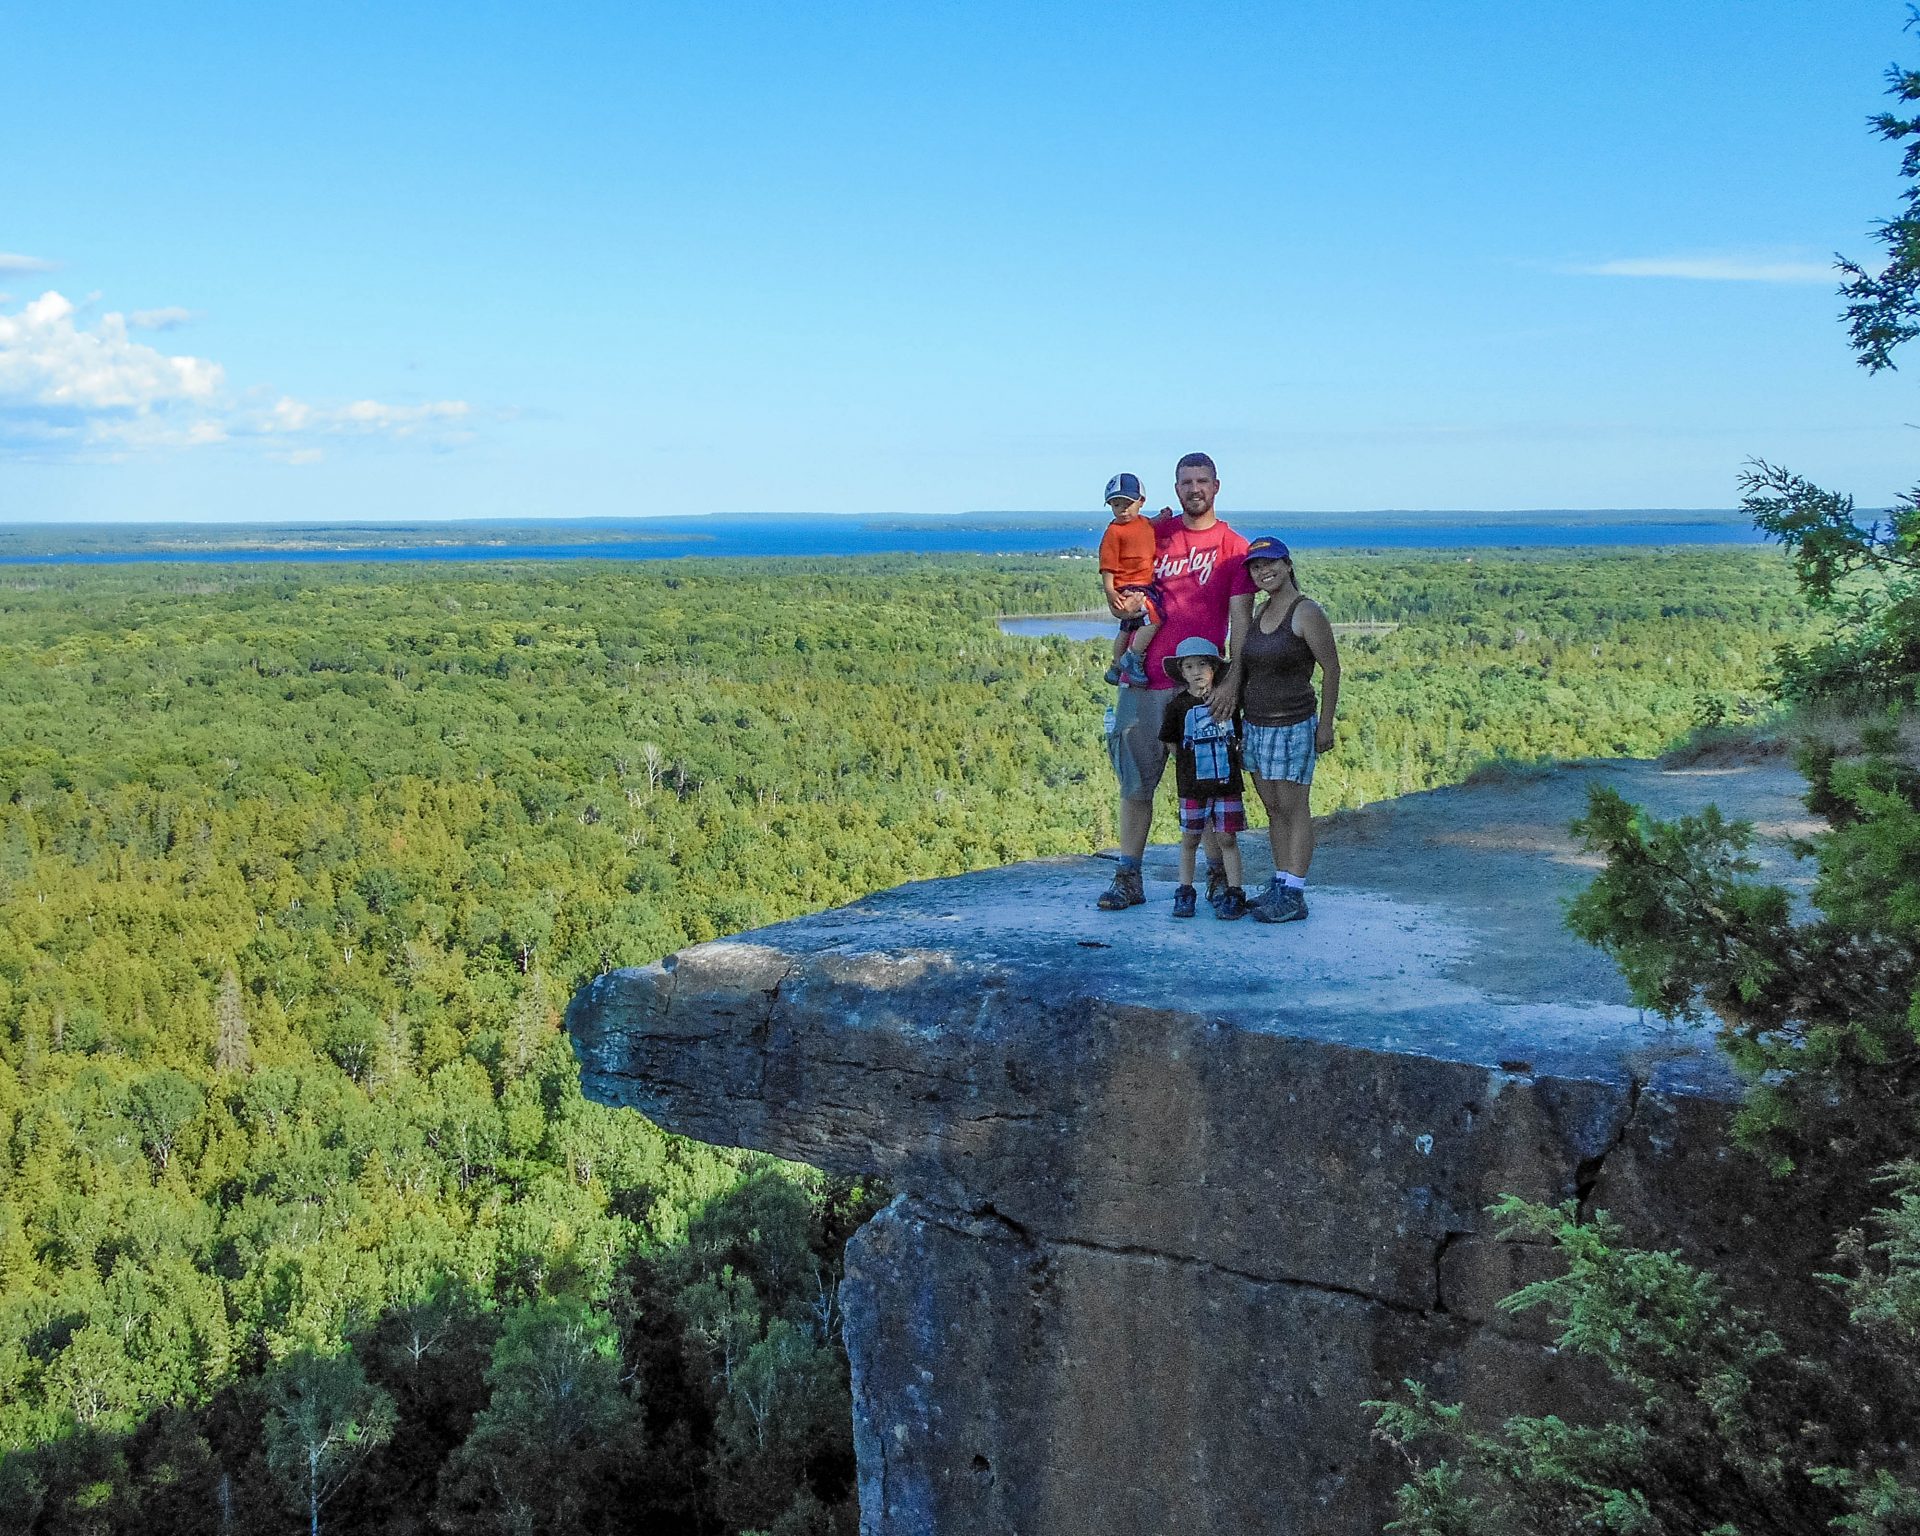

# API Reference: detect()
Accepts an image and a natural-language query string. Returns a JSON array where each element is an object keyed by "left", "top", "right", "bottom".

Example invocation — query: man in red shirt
[{"left": 1098, "top": 452, "right": 1257, "bottom": 912}]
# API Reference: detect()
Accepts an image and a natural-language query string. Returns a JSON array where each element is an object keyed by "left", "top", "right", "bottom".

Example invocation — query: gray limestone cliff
[{"left": 568, "top": 757, "right": 1820, "bottom": 1536}]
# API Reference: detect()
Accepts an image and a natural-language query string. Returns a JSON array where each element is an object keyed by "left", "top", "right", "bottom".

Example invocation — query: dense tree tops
[{"left": 0, "top": 549, "right": 1804, "bottom": 1533}]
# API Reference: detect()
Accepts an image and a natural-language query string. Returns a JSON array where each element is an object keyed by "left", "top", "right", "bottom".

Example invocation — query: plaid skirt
[
  {"left": 1179, "top": 796, "right": 1246, "bottom": 834},
  {"left": 1243, "top": 716, "right": 1318, "bottom": 785}
]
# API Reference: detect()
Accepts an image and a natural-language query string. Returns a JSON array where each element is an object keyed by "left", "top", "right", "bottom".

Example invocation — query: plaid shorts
[
  {"left": 1243, "top": 717, "right": 1318, "bottom": 785},
  {"left": 1179, "top": 796, "right": 1246, "bottom": 834}
]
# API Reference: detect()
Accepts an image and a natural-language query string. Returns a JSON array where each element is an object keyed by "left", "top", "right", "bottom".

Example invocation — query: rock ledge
[{"left": 569, "top": 758, "right": 1814, "bottom": 1535}]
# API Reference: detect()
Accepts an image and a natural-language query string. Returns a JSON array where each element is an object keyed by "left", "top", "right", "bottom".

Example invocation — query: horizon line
[{"left": 0, "top": 506, "right": 1759, "bottom": 530}]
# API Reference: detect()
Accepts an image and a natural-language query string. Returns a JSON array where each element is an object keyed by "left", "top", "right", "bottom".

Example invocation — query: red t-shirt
[
  {"left": 1097, "top": 515, "right": 1157, "bottom": 588},
  {"left": 1143, "top": 512, "right": 1256, "bottom": 688}
]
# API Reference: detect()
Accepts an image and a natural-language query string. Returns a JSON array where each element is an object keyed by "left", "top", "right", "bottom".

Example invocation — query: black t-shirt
[{"left": 1157, "top": 688, "right": 1244, "bottom": 798}]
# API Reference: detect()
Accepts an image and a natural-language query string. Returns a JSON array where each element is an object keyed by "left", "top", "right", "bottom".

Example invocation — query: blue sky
[{"left": 2, "top": 2, "right": 1916, "bottom": 520}]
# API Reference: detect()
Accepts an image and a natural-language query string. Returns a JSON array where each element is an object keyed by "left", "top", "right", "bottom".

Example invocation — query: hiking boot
[
  {"left": 1205, "top": 863, "right": 1229, "bottom": 908},
  {"left": 1253, "top": 886, "right": 1308, "bottom": 923},
  {"left": 1171, "top": 883, "right": 1197, "bottom": 919},
  {"left": 1213, "top": 885, "right": 1249, "bottom": 920},
  {"left": 1247, "top": 878, "right": 1285, "bottom": 917},
  {"left": 1096, "top": 868, "right": 1146, "bottom": 910},
  {"left": 1103, "top": 662, "right": 1125, "bottom": 686},
  {"left": 1118, "top": 651, "right": 1151, "bottom": 689}
]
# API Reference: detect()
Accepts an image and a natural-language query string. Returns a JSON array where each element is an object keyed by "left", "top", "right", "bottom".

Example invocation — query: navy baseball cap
[
  {"left": 1104, "top": 472, "right": 1144, "bottom": 504},
  {"left": 1242, "top": 536, "right": 1292, "bottom": 563}
]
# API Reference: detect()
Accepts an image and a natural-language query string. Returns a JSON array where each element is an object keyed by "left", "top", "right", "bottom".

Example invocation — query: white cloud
[
  {"left": 334, "top": 398, "right": 469, "bottom": 435},
  {"left": 0, "top": 291, "right": 222, "bottom": 417},
  {"left": 267, "top": 397, "right": 311, "bottom": 433},
  {"left": 1565, "top": 254, "right": 1836, "bottom": 283},
  {"left": 0, "top": 289, "right": 474, "bottom": 458},
  {"left": 0, "top": 252, "right": 56, "bottom": 274},
  {"left": 248, "top": 395, "right": 470, "bottom": 443},
  {"left": 129, "top": 306, "right": 195, "bottom": 331}
]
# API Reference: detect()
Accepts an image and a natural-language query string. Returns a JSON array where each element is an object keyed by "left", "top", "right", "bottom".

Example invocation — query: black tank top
[{"left": 1240, "top": 595, "right": 1317, "bottom": 727}]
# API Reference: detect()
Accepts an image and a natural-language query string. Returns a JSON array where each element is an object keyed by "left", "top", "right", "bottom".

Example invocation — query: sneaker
[
  {"left": 1171, "top": 883, "right": 1197, "bottom": 919},
  {"left": 1118, "top": 651, "right": 1151, "bottom": 689},
  {"left": 1103, "top": 662, "right": 1124, "bottom": 686},
  {"left": 1213, "top": 886, "right": 1249, "bottom": 920},
  {"left": 1253, "top": 886, "right": 1308, "bottom": 924},
  {"left": 1205, "top": 863, "right": 1229, "bottom": 908},
  {"left": 1096, "top": 868, "right": 1146, "bottom": 910}
]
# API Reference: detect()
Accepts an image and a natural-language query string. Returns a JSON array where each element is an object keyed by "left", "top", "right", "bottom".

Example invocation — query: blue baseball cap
[
  {"left": 1104, "top": 472, "right": 1144, "bottom": 504},
  {"left": 1242, "top": 536, "right": 1292, "bottom": 564}
]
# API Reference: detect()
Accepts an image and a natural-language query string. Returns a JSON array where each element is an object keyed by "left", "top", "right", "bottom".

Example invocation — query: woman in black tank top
[{"left": 1237, "top": 538, "right": 1342, "bottom": 922}]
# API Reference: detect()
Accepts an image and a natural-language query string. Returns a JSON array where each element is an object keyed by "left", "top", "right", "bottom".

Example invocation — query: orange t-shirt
[{"left": 1098, "top": 516, "right": 1157, "bottom": 588}]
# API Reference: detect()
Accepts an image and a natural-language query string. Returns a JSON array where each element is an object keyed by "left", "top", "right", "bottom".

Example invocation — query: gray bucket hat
[{"left": 1162, "top": 635, "right": 1227, "bottom": 683}]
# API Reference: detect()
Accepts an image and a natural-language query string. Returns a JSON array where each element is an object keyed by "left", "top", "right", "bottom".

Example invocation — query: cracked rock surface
[{"left": 568, "top": 757, "right": 1817, "bottom": 1536}]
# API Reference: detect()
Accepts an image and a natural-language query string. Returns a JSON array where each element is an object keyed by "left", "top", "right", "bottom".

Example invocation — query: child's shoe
[
  {"left": 1206, "top": 863, "right": 1229, "bottom": 908},
  {"left": 1103, "top": 661, "right": 1125, "bottom": 686},
  {"left": 1118, "top": 651, "right": 1151, "bottom": 689},
  {"left": 1171, "top": 884, "right": 1198, "bottom": 919},
  {"left": 1212, "top": 885, "right": 1249, "bottom": 920}
]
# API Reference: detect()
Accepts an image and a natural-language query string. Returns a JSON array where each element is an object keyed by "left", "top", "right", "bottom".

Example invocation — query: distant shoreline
[{"left": 0, "top": 511, "right": 1773, "bottom": 565}]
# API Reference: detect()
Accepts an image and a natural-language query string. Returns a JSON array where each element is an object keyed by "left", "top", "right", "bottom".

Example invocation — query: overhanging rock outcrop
[{"left": 569, "top": 757, "right": 1820, "bottom": 1536}]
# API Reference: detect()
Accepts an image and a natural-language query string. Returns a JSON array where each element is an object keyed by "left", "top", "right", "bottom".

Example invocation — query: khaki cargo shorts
[{"left": 1107, "top": 684, "right": 1176, "bottom": 801}]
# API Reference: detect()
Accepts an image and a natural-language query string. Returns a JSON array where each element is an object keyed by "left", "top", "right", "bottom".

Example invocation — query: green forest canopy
[{"left": 0, "top": 548, "right": 1808, "bottom": 1533}]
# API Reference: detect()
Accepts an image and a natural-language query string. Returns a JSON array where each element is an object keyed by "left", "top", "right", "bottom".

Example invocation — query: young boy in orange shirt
[{"left": 1098, "top": 472, "right": 1162, "bottom": 688}]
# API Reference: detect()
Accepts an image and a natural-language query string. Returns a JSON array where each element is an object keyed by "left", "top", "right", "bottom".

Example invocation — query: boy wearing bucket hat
[{"left": 1155, "top": 636, "right": 1249, "bottom": 919}]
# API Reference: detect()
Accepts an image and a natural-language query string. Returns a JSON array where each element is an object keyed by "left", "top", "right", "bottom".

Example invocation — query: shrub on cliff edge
[{"left": 1371, "top": 723, "right": 1920, "bottom": 1534}]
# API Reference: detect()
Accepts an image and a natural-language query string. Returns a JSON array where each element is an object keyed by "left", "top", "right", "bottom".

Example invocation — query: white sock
[{"left": 1281, "top": 872, "right": 1306, "bottom": 890}]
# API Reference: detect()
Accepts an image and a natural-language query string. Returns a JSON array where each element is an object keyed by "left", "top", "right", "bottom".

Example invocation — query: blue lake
[
  {"left": 999, "top": 616, "right": 1114, "bottom": 642},
  {"left": 0, "top": 511, "right": 1770, "bottom": 565}
]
